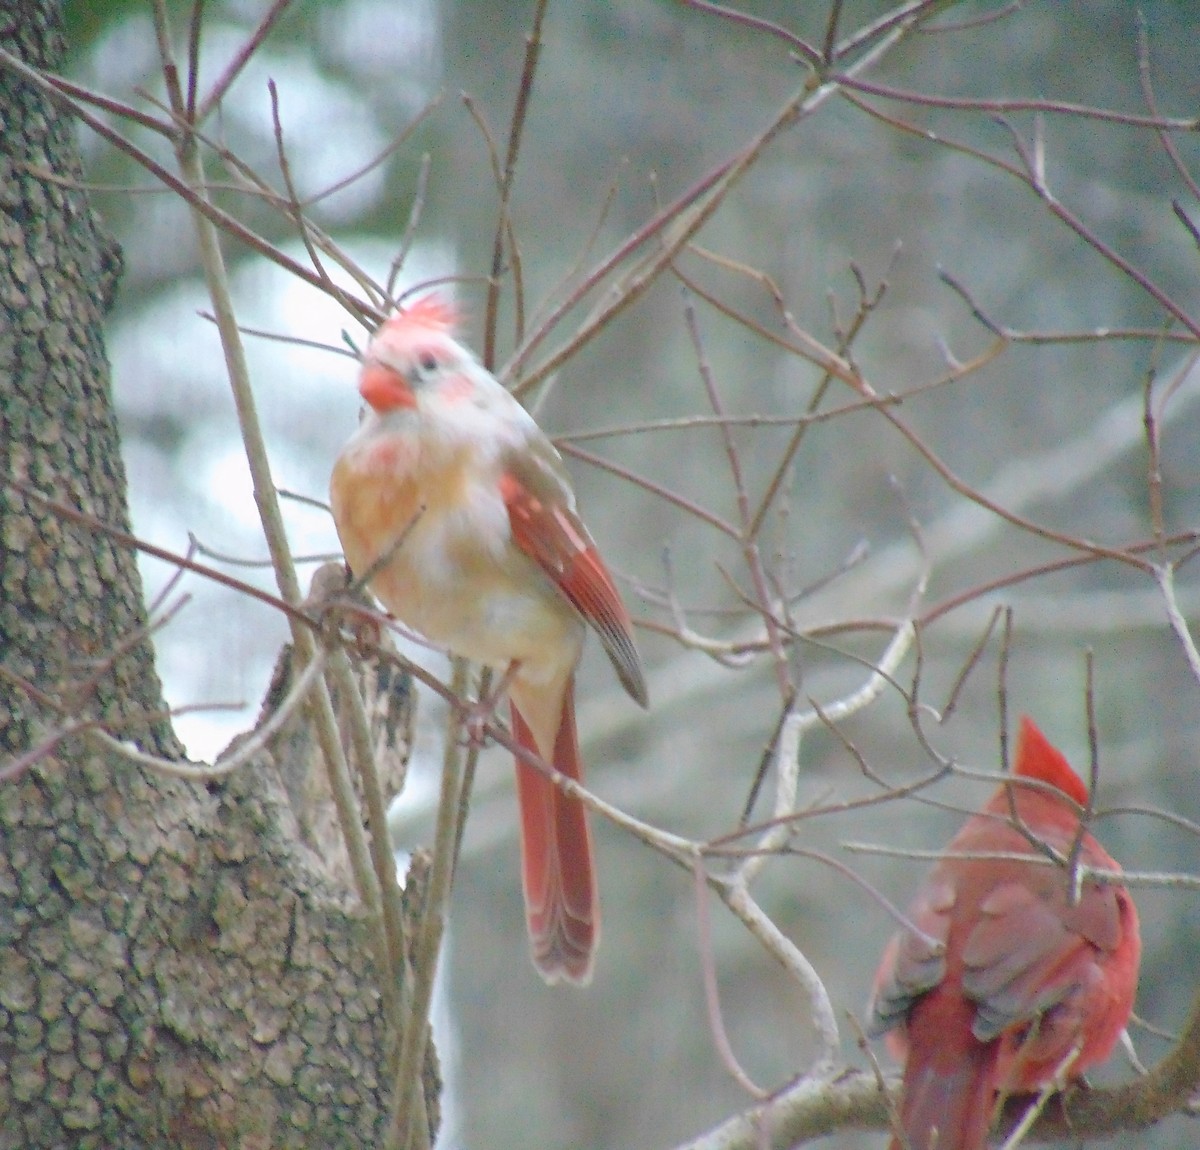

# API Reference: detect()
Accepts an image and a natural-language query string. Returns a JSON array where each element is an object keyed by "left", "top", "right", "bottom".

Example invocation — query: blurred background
[{"left": 67, "top": 1, "right": 1200, "bottom": 1146}]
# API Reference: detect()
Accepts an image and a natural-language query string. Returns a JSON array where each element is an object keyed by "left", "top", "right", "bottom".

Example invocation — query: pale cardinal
[
  {"left": 866, "top": 716, "right": 1140, "bottom": 1150},
  {"left": 329, "top": 295, "right": 647, "bottom": 985}
]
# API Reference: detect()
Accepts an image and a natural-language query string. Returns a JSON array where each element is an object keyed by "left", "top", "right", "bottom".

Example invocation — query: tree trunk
[
  {"left": 0, "top": 4, "right": 434, "bottom": 1146},
  {"left": 0, "top": 0, "right": 177, "bottom": 759}
]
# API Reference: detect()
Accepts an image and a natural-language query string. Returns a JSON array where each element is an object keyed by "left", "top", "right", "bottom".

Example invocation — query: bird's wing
[
  {"left": 961, "top": 876, "right": 1123, "bottom": 1042},
  {"left": 866, "top": 875, "right": 955, "bottom": 1037},
  {"left": 500, "top": 448, "right": 647, "bottom": 707}
]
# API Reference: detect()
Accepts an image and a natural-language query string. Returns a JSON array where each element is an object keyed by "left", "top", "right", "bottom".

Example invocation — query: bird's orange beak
[{"left": 359, "top": 362, "right": 416, "bottom": 412}]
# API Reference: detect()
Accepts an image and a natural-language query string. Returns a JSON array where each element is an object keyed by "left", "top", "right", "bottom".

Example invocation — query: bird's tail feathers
[
  {"left": 511, "top": 680, "right": 598, "bottom": 985},
  {"left": 891, "top": 1041, "right": 997, "bottom": 1150}
]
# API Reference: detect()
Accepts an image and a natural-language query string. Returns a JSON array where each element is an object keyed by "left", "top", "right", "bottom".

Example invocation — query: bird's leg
[{"left": 459, "top": 661, "right": 521, "bottom": 746}]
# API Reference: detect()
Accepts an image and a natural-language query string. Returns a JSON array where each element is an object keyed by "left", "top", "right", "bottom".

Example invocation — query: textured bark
[
  {"left": 0, "top": 3, "right": 435, "bottom": 1146},
  {"left": 0, "top": 745, "right": 408, "bottom": 1148},
  {"left": 0, "top": 2, "right": 176, "bottom": 759}
]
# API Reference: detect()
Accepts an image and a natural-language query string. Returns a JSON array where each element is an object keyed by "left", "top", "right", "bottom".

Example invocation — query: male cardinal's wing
[
  {"left": 499, "top": 452, "right": 647, "bottom": 707},
  {"left": 960, "top": 877, "right": 1124, "bottom": 1042},
  {"left": 866, "top": 875, "right": 955, "bottom": 1038}
]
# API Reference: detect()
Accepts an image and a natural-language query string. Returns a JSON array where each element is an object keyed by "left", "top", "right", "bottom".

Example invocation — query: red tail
[
  {"left": 511, "top": 678, "right": 598, "bottom": 985},
  {"left": 890, "top": 999, "right": 998, "bottom": 1150}
]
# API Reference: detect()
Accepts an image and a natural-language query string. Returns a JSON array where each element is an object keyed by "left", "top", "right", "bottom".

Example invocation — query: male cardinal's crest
[{"left": 331, "top": 294, "right": 647, "bottom": 985}]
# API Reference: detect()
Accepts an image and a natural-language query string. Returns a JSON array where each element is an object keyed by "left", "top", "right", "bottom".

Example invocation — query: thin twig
[
  {"left": 680, "top": 0, "right": 821, "bottom": 66},
  {"left": 940, "top": 605, "right": 1003, "bottom": 721},
  {"left": 387, "top": 659, "right": 471, "bottom": 1150},
  {"left": 506, "top": 12, "right": 920, "bottom": 396},
  {"left": 149, "top": 0, "right": 397, "bottom": 1021},
  {"left": 683, "top": 293, "right": 792, "bottom": 698},
  {"left": 693, "top": 858, "right": 769, "bottom": 1098},
  {"left": 195, "top": 0, "right": 296, "bottom": 124},
  {"left": 0, "top": 46, "right": 379, "bottom": 325},
  {"left": 838, "top": 73, "right": 1200, "bottom": 131},
  {"left": 324, "top": 641, "right": 409, "bottom": 979},
  {"left": 844, "top": 87, "right": 1200, "bottom": 341},
  {"left": 483, "top": 0, "right": 548, "bottom": 364},
  {"left": 388, "top": 152, "right": 432, "bottom": 299}
]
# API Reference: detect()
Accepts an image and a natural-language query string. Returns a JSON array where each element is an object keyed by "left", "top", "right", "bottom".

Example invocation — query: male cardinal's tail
[
  {"left": 890, "top": 1034, "right": 997, "bottom": 1150},
  {"left": 511, "top": 679, "right": 598, "bottom": 985}
]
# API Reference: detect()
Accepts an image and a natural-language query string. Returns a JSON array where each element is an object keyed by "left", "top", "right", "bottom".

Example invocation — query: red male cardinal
[
  {"left": 329, "top": 295, "right": 648, "bottom": 985},
  {"left": 866, "top": 716, "right": 1140, "bottom": 1150}
]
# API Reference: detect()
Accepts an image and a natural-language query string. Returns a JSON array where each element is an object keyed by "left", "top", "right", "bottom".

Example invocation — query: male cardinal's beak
[{"left": 359, "top": 362, "right": 416, "bottom": 411}]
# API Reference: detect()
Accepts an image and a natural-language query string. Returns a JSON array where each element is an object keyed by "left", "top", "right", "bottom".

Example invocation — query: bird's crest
[
  {"left": 383, "top": 293, "right": 458, "bottom": 338},
  {"left": 1014, "top": 715, "right": 1089, "bottom": 806}
]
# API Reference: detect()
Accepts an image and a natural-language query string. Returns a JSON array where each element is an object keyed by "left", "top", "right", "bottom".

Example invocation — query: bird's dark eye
[{"left": 418, "top": 352, "right": 439, "bottom": 374}]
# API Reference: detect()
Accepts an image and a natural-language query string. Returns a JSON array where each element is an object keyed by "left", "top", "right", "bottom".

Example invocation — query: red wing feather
[{"left": 501, "top": 470, "right": 647, "bottom": 707}]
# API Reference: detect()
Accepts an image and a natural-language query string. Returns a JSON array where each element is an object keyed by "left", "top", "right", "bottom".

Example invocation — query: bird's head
[{"left": 358, "top": 294, "right": 467, "bottom": 412}]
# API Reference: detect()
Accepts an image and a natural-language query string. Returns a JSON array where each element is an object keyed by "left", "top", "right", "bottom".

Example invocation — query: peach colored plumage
[{"left": 330, "top": 295, "right": 647, "bottom": 984}]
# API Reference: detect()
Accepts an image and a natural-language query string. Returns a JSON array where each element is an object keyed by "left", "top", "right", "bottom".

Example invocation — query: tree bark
[
  {"left": 0, "top": 4, "right": 434, "bottom": 1146},
  {"left": 0, "top": 1, "right": 176, "bottom": 759}
]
